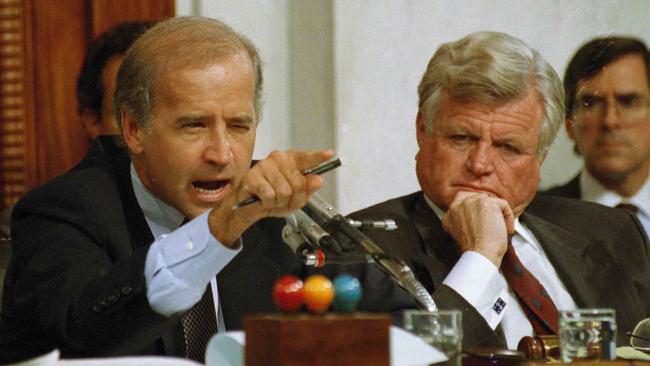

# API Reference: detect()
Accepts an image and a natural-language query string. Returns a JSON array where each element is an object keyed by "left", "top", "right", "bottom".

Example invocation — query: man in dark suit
[
  {"left": 352, "top": 32, "right": 650, "bottom": 350},
  {"left": 0, "top": 17, "right": 410, "bottom": 363},
  {"left": 544, "top": 37, "right": 650, "bottom": 236}
]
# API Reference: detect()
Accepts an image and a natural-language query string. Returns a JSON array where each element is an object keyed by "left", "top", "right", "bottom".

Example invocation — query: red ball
[
  {"left": 303, "top": 274, "right": 335, "bottom": 313},
  {"left": 272, "top": 275, "right": 304, "bottom": 312}
]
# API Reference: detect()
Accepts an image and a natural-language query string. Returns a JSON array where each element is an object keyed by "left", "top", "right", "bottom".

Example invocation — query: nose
[
  {"left": 466, "top": 143, "right": 494, "bottom": 176},
  {"left": 602, "top": 99, "right": 623, "bottom": 129},
  {"left": 203, "top": 128, "right": 233, "bottom": 166}
]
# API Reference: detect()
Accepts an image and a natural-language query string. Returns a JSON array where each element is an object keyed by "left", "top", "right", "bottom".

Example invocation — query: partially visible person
[
  {"left": 0, "top": 204, "right": 12, "bottom": 304},
  {"left": 544, "top": 37, "right": 650, "bottom": 235},
  {"left": 0, "top": 16, "right": 411, "bottom": 363},
  {"left": 77, "top": 21, "right": 156, "bottom": 139},
  {"left": 0, "top": 204, "right": 10, "bottom": 239},
  {"left": 352, "top": 32, "right": 650, "bottom": 350}
]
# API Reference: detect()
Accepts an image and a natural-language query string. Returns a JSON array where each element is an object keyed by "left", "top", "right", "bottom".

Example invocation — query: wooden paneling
[
  {"left": 89, "top": 0, "right": 174, "bottom": 38},
  {"left": 31, "top": 0, "right": 89, "bottom": 184},
  {"left": 0, "top": 0, "right": 33, "bottom": 207},
  {"left": 0, "top": 0, "right": 174, "bottom": 209}
]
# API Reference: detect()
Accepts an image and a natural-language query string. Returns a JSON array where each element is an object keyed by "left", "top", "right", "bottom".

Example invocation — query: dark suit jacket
[
  {"left": 351, "top": 191, "right": 650, "bottom": 349},
  {"left": 542, "top": 174, "right": 581, "bottom": 198},
  {"left": 0, "top": 137, "right": 412, "bottom": 363}
]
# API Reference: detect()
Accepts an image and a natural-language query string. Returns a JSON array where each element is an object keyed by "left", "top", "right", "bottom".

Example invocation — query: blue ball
[{"left": 333, "top": 274, "right": 362, "bottom": 312}]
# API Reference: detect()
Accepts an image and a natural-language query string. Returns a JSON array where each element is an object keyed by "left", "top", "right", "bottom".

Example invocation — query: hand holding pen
[{"left": 233, "top": 157, "right": 341, "bottom": 209}]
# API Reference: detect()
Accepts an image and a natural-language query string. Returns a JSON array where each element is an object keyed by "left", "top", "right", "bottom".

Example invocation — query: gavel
[
  {"left": 517, "top": 335, "right": 561, "bottom": 361},
  {"left": 460, "top": 337, "right": 559, "bottom": 366}
]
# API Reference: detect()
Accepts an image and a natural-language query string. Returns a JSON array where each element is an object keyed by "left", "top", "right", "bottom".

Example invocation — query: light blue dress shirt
[{"left": 131, "top": 164, "right": 240, "bottom": 324}]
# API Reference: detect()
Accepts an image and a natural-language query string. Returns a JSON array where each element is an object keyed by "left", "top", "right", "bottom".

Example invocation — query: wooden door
[{"left": 0, "top": 0, "right": 174, "bottom": 210}]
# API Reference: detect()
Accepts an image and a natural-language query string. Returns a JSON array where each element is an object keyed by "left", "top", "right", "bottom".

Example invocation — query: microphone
[
  {"left": 303, "top": 250, "right": 370, "bottom": 267},
  {"left": 281, "top": 219, "right": 315, "bottom": 257},
  {"left": 281, "top": 219, "right": 368, "bottom": 267},
  {"left": 288, "top": 208, "right": 343, "bottom": 253},
  {"left": 304, "top": 193, "right": 438, "bottom": 312}
]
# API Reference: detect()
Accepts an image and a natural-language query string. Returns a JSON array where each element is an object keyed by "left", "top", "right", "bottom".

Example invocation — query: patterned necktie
[
  {"left": 501, "top": 242, "right": 559, "bottom": 335},
  {"left": 178, "top": 218, "right": 218, "bottom": 363},
  {"left": 616, "top": 203, "right": 639, "bottom": 215},
  {"left": 181, "top": 283, "right": 218, "bottom": 363}
]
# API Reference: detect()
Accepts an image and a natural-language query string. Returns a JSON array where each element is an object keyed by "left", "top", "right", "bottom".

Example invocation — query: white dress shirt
[
  {"left": 580, "top": 170, "right": 650, "bottom": 237},
  {"left": 424, "top": 196, "right": 576, "bottom": 349},
  {"left": 132, "top": 164, "right": 240, "bottom": 330}
]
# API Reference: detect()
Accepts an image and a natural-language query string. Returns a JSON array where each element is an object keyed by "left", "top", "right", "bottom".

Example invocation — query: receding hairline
[
  {"left": 114, "top": 16, "right": 264, "bottom": 127},
  {"left": 130, "top": 18, "right": 253, "bottom": 76}
]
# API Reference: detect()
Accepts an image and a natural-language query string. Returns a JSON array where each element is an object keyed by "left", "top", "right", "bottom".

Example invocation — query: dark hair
[
  {"left": 564, "top": 36, "right": 650, "bottom": 116},
  {"left": 76, "top": 21, "right": 156, "bottom": 117}
]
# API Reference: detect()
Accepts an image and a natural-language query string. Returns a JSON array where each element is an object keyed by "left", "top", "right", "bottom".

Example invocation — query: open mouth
[{"left": 192, "top": 180, "right": 230, "bottom": 194}]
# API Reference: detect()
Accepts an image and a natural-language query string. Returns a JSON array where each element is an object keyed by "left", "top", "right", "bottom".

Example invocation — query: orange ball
[{"left": 303, "top": 274, "right": 335, "bottom": 313}]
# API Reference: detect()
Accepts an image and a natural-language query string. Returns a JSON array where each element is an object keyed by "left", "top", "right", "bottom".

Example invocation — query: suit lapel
[
  {"left": 411, "top": 194, "right": 461, "bottom": 288},
  {"left": 100, "top": 136, "right": 154, "bottom": 248},
  {"left": 565, "top": 174, "right": 582, "bottom": 199},
  {"left": 520, "top": 211, "right": 613, "bottom": 308},
  {"left": 218, "top": 219, "right": 290, "bottom": 329}
]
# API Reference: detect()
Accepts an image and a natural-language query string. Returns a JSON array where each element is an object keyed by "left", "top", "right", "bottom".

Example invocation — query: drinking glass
[
  {"left": 403, "top": 309, "right": 462, "bottom": 366},
  {"left": 558, "top": 308, "right": 616, "bottom": 363}
]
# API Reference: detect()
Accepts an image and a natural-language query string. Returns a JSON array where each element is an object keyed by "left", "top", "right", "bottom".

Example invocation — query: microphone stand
[{"left": 303, "top": 193, "right": 438, "bottom": 312}]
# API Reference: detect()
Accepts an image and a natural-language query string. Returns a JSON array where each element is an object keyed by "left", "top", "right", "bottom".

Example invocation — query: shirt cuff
[
  {"left": 144, "top": 210, "right": 241, "bottom": 316},
  {"left": 442, "top": 251, "right": 511, "bottom": 329}
]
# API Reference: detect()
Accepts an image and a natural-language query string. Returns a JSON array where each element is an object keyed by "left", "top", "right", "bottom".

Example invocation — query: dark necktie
[
  {"left": 501, "top": 241, "right": 559, "bottom": 335},
  {"left": 616, "top": 203, "right": 639, "bottom": 215},
  {"left": 181, "top": 283, "right": 218, "bottom": 363},
  {"left": 178, "top": 217, "right": 218, "bottom": 363}
]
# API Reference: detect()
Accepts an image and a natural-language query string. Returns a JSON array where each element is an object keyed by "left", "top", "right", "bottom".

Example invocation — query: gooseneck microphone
[
  {"left": 287, "top": 208, "right": 342, "bottom": 253},
  {"left": 299, "top": 193, "right": 438, "bottom": 312},
  {"left": 283, "top": 211, "right": 368, "bottom": 267}
]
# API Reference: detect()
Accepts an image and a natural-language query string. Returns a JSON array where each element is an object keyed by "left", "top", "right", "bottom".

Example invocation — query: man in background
[
  {"left": 352, "top": 32, "right": 650, "bottom": 350},
  {"left": 0, "top": 16, "right": 410, "bottom": 363},
  {"left": 544, "top": 37, "right": 650, "bottom": 235},
  {"left": 77, "top": 21, "right": 155, "bottom": 139}
]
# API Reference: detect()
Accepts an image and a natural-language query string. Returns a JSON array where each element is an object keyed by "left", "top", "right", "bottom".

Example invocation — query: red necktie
[{"left": 501, "top": 242, "right": 559, "bottom": 335}]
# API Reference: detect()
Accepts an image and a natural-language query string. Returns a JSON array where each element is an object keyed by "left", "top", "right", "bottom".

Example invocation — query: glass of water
[
  {"left": 558, "top": 308, "right": 616, "bottom": 363},
  {"left": 403, "top": 309, "right": 463, "bottom": 366}
]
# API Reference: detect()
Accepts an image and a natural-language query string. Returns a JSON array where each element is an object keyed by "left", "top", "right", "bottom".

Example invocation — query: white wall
[
  {"left": 177, "top": 0, "right": 292, "bottom": 160},
  {"left": 178, "top": 0, "right": 650, "bottom": 213}
]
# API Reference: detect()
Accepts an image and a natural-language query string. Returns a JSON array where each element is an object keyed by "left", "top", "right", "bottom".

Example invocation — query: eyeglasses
[
  {"left": 573, "top": 94, "right": 650, "bottom": 124},
  {"left": 629, "top": 318, "right": 650, "bottom": 352}
]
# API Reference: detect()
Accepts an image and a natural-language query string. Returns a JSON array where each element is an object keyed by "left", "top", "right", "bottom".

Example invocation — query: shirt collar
[
  {"left": 580, "top": 170, "right": 650, "bottom": 218},
  {"left": 130, "top": 163, "right": 185, "bottom": 236}
]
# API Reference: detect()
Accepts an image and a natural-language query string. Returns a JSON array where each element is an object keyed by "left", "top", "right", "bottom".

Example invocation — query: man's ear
[
  {"left": 80, "top": 110, "right": 100, "bottom": 140},
  {"left": 416, "top": 112, "right": 427, "bottom": 148},
  {"left": 565, "top": 116, "right": 576, "bottom": 141},
  {"left": 120, "top": 110, "right": 145, "bottom": 154},
  {"left": 565, "top": 116, "right": 582, "bottom": 155}
]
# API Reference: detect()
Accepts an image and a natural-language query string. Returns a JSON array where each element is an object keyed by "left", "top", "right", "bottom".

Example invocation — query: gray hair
[
  {"left": 114, "top": 16, "right": 263, "bottom": 129},
  {"left": 417, "top": 31, "right": 564, "bottom": 157}
]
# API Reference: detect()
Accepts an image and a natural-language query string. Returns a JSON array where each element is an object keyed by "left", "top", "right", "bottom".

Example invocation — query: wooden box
[{"left": 243, "top": 313, "right": 390, "bottom": 366}]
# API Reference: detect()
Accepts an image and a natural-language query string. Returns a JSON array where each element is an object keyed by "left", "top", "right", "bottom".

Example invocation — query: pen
[{"left": 232, "top": 157, "right": 341, "bottom": 209}]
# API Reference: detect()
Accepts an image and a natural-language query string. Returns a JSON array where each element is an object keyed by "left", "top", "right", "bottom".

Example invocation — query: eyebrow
[
  {"left": 227, "top": 114, "right": 256, "bottom": 124},
  {"left": 577, "top": 91, "right": 642, "bottom": 99},
  {"left": 175, "top": 115, "right": 212, "bottom": 124}
]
